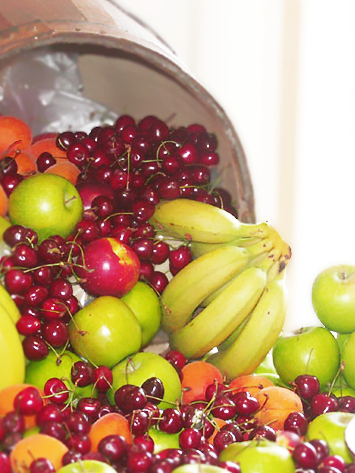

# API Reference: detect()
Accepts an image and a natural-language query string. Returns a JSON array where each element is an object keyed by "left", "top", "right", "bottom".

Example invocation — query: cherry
[
  {"left": 311, "top": 393, "right": 339, "bottom": 417},
  {"left": 49, "top": 278, "right": 73, "bottom": 300},
  {"left": 179, "top": 428, "right": 203, "bottom": 450},
  {"left": 180, "top": 449, "right": 206, "bottom": 465},
  {"left": 218, "top": 461, "right": 241, "bottom": 473},
  {"left": 76, "top": 397, "right": 101, "bottom": 422},
  {"left": 150, "top": 271, "right": 169, "bottom": 294},
  {"left": 284, "top": 411, "right": 309, "bottom": 436},
  {"left": 168, "top": 246, "right": 192, "bottom": 273},
  {"left": 37, "top": 152, "right": 56, "bottom": 173},
  {"left": 319, "top": 455, "right": 346, "bottom": 472},
  {"left": 43, "top": 378, "right": 69, "bottom": 404},
  {"left": 4, "top": 268, "right": 33, "bottom": 294},
  {"left": 93, "top": 365, "right": 113, "bottom": 393},
  {"left": 127, "top": 409, "right": 150, "bottom": 436},
  {"left": 141, "top": 377, "right": 165, "bottom": 405},
  {"left": 42, "top": 319, "right": 69, "bottom": 347},
  {"left": 309, "top": 438, "right": 330, "bottom": 462},
  {"left": 165, "top": 350, "right": 186, "bottom": 371},
  {"left": 66, "top": 434, "right": 92, "bottom": 455},
  {"left": 338, "top": 396, "right": 355, "bottom": 413},
  {"left": 65, "top": 412, "right": 91, "bottom": 436},
  {"left": 248, "top": 425, "right": 276, "bottom": 441},
  {"left": 294, "top": 374, "right": 320, "bottom": 399},
  {"left": 0, "top": 452, "right": 12, "bottom": 473},
  {"left": 127, "top": 449, "right": 153, "bottom": 472},
  {"left": 292, "top": 441, "right": 319, "bottom": 470},
  {"left": 3, "top": 224, "right": 28, "bottom": 247},
  {"left": 158, "top": 408, "right": 184, "bottom": 434},
  {"left": 71, "top": 361, "right": 94, "bottom": 387},
  {"left": 150, "top": 458, "right": 175, "bottom": 473},
  {"left": 2, "top": 173, "right": 23, "bottom": 195},
  {"left": 35, "top": 404, "right": 64, "bottom": 428},
  {"left": 14, "top": 386, "right": 44, "bottom": 416},
  {"left": 229, "top": 391, "right": 260, "bottom": 416},
  {"left": 16, "top": 315, "right": 41, "bottom": 336},
  {"left": 98, "top": 434, "right": 127, "bottom": 462},
  {"left": 213, "top": 429, "right": 239, "bottom": 452},
  {"left": 2, "top": 411, "right": 26, "bottom": 433},
  {"left": 29, "top": 457, "right": 55, "bottom": 473},
  {"left": 133, "top": 434, "right": 155, "bottom": 454},
  {"left": 22, "top": 335, "right": 48, "bottom": 360},
  {"left": 211, "top": 396, "right": 237, "bottom": 420}
]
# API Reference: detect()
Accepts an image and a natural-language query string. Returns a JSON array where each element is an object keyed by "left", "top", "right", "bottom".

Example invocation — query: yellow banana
[
  {"left": 0, "top": 303, "right": 26, "bottom": 389},
  {"left": 190, "top": 236, "right": 264, "bottom": 259},
  {"left": 169, "top": 266, "right": 267, "bottom": 359},
  {"left": 150, "top": 199, "right": 271, "bottom": 244},
  {"left": 161, "top": 245, "right": 250, "bottom": 333},
  {"left": 207, "top": 273, "right": 288, "bottom": 381},
  {"left": 0, "top": 282, "right": 21, "bottom": 324}
]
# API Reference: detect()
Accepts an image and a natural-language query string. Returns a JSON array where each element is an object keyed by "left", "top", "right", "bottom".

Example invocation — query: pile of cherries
[
  {"left": 2, "top": 353, "right": 355, "bottom": 473},
  {"left": 0, "top": 114, "right": 239, "bottom": 361},
  {"left": 286, "top": 374, "right": 355, "bottom": 473}
]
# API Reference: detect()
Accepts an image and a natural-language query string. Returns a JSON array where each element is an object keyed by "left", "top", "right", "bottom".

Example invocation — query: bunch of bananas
[
  {"left": 151, "top": 199, "right": 291, "bottom": 382},
  {"left": 0, "top": 283, "right": 26, "bottom": 389}
]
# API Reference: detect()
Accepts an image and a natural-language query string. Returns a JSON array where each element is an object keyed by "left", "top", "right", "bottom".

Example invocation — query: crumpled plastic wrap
[{"left": 0, "top": 48, "right": 117, "bottom": 136}]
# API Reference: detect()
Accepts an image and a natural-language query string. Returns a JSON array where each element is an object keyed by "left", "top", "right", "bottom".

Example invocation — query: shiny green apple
[
  {"left": 172, "top": 466, "right": 229, "bottom": 473},
  {"left": 108, "top": 351, "right": 182, "bottom": 409},
  {"left": 121, "top": 281, "right": 162, "bottom": 348},
  {"left": 219, "top": 439, "right": 295, "bottom": 472},
  {"left": 8, "top": 173, "right": 83, "bottom": 242},
  {"left": 25, "top": 349, "right": 93, "bottom": 399},
  {"left": 272, "top": 326, "right": 340, "bottom": 389},
  {"left": 306, "top": 411, "right": 355, "bottom": 463},
  {"left": 340, "top": 330, "right": 355, "bottom": 390},
  {"left": 69, "top": 295, "right": 141, "bottom": 368},
  {"left": 57, "top": 460, "right": 117, "bottom": 473},
  {"left": 148, "top": 426, "right": 180, "bottom": 452},
  {"left": 312, "top": 265, "right": 355, "bottom": 333}
]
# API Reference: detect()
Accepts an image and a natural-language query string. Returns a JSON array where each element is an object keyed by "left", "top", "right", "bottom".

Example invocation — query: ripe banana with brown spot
[
  {"left": 161, "top": 245, "right": 250, "bottom": 333},
  {"left": 207, "top": 272, "right": 288, "bottom": 381},
  {"left": 169, "top": 266, "right": 267, "bottom": 359},
  {"left": 150, "top": 199, "right": 273, "bottom": 244}
]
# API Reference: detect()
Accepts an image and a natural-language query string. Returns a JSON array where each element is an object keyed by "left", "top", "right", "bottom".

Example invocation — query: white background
[{"left": 116, "top": 0, "right": 355, "bottom": 332}]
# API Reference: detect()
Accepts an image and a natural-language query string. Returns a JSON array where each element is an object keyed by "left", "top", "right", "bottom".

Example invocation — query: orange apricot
[
  {"left": 207, "top": 417, "right": 228, "bottom": 445},
  {"left": 89, "top": 412, "right": 133, "bottom": 451},
  {"left": 13, "top": 150, "right": 36, "bottom": 176},
  {"left": 29, "top": 136, "right": 67, "bottom": 160},
  {"left": 254, "top": 385, "right": 304, "bottom": 431},
  {"left": 228, "top": 374, "right": 275, "bottom": 398},
  {"left": 44, "top": 158, "right": 81, "bottom": 185},
  {"left": 0, "top": 184, "right": 8, "bottom": 217},
  {"left": 181, "top": 360, "right": 224, "bottom": 404},
  {"left": 10, "top": 433, "right": 68, "bottom": 473},
  {"left": 0, "top": 116, "right": 32, "bottom": 158},
  {"left": 0, "top": 383, "right": 45, "bottom": 429}
]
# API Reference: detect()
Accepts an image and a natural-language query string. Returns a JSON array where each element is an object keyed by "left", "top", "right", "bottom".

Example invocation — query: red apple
[
  {"left": 76, "top": 180, "right": 114, "bottom": 219},
  {"left": 76, "top": 237, "right": 140, "bottom": 297}
]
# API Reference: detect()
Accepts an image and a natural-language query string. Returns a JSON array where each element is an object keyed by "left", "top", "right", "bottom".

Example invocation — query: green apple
[
  {"left": 340, "top": 330, "right": 355, "bottom": 389},
  {"left": 148, "top": 426, "right": 180, "bottom": 452},
  {"left": 219, "top": 439, "right": 295, "bottom": 473},
  {"left": 57, "top": 460, "right": 117, "bottom": 473},
  {"left": 312, "top": 265, "right": 355, "bottom": 333},
  {"left": 306, "top": 411, "right": 355, "bottom": 463},
  {"left": 121, "top": 281, "right": 162, "bottom": 348},
  {"left": 345, "top": 415, "right": 355, "bottom": 458},
  {"left": 272, "top": 326, "right": 340, "bottom": 389},
  {"left": 69, "top": 296, "right": 141, "bottom": 368},
  {"left": 0, "top": 215, "right": 10, "bottom": 239},
  {"left": 172, "top": 466, "right": 229, "bottom": 473},
  {"left": 8, "top": 173, "right": 83, "bottom": 242},
  {"left": 108, "top": 351, "right": 182, "bottom": 409},
  {"left": 25, "top": 349, "right": 94, "bottom": 399}
]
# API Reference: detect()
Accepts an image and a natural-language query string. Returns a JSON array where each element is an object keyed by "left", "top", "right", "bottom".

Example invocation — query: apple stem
[{"left": 65, "top": 195, "right": 77, "bottom": 205}]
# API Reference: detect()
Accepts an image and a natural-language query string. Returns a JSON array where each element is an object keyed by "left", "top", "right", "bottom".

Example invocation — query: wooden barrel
[{"left": 0, "top": 0, "right": 255, "bottom": 222}]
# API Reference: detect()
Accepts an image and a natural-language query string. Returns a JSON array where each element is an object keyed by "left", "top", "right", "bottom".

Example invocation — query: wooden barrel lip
[{"left": 0, "top": 16, "right": 255, "bottom": 222}]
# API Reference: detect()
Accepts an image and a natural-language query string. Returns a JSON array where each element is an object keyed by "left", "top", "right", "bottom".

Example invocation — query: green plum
[
  {"left": 69, "top": 296, "right": 142, "bottom": 368},
  {"left": 121, "top": 281, "right": 162, "bottom": 348},
  {"left": 219, "top": 439, "right": 295, "bottom": 472},
  {"left": 25, "top": 350, "right": 94, "bottom": 400},
  {"left": 108, "top": 352, "right": 182, "bottom": 409},
  {"left": 56, "top": 460, "right": 117, "bottom": 473},
  {"left": 272, "top": 326, "right": 340, "bottom": 389},
  {"left": 306, "top": 411, "right": 355, "bottom": 463},
  {"left": 8, "top": 173, "right": 83, "bottom": 242}
]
